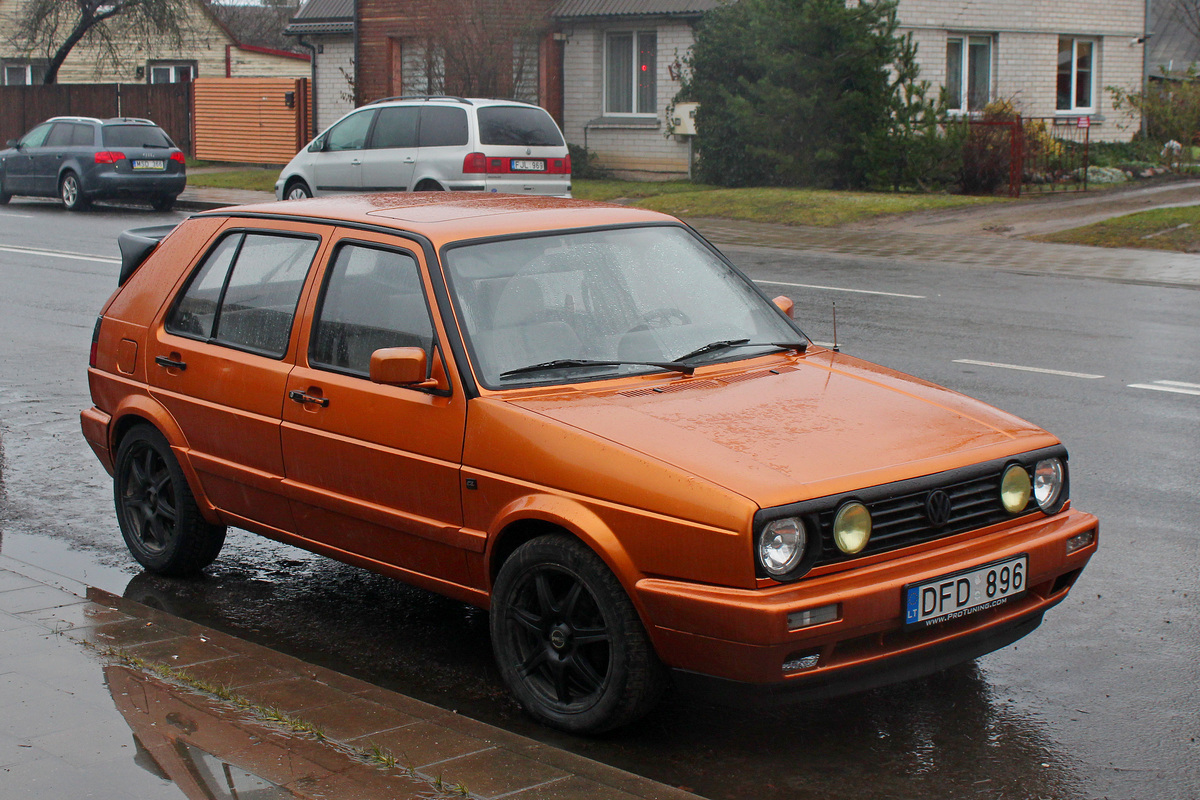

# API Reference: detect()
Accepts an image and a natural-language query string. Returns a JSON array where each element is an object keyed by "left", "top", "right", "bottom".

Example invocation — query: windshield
[
  {"left": 103, "top": 125, "right": 174, "bottom": 148},
  {"left": 443, "top": 226, "right": 805, "bottom": 388}
]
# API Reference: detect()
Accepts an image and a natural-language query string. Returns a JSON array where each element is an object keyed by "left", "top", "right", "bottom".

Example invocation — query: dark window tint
[
  {"left": 369, "top": 106, "right": 420, "bottom": 149},
  {"left": 45, "top": 123, "right": 76, "bottom": 147},
  {"left": 418, "top": 107, "right": 468, "bottom": 147},
  {"left": 166, "top": 232, "right": 319, "bottom": 358},
  {"left": 477, "top": 106, "right": 564, "bottom": 147},
  {"left": 311, "top": 244, "right": 434, "bottom": 376},
  {"left": 102, "top": 125, "right": 173, "bottom": 148},
  {"left": 71, "top": 123, "right": 95, "bottom": 146},
  {"left": 326, "top": 110, "right": 375, "bottom": 152}
]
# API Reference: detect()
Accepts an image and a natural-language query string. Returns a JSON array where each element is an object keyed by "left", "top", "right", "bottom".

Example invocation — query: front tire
[
  {"left": 284, "top": 179, "right": 312, "bottom": 200},
  {"left": 490, "top": 535, "right": 667, "bottom": 733},
  {"left": 114, "top": 425, "right": 226, "bottom": 576},
  {"left": 59, "top": 171, "right": 89, "bottom": 211},
  {"left": 0, "top": 173, "right": 10, "bottom": 204}
]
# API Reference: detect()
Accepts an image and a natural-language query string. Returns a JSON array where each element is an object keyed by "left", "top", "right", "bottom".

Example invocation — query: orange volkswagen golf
[{"left": 82, "top": 194, "right": 1098, "bottom": 733}]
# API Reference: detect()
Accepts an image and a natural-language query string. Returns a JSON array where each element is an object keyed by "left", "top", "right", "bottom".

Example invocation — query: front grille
[
  {"left": 813, "top": 469, "right": 1033, "bottom": 566},
  {"left": 754, "top": 444, "right": 1068, "bottom": 576}
]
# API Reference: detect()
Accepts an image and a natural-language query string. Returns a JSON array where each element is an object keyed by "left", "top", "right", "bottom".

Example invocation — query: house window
[
  {"left": 401, "top": 41, "right": 445, "bottom": 96},
  {"left": 1057, "top": 37, "right": 1095, "bottom": 113},
  {"left": 605, "top": 31, "right": 656, "bottom": 115},
  {"left": 3, "top": 62, "right": 45, "bottom": 85},
  {"left": 513, "top": 40, "right": 539, "bottom": 104},
  {"left": 149, "top": 62, "right": 195, "bottom": 84},
  {"left": 945, "top": 35, "right": 991, "bottom": 113}
]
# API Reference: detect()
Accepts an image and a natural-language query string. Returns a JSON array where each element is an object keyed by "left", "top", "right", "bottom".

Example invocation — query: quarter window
[
  {"left": 605, "top": 31, "right": 657, "bottom": 115},
  {"left": 166, "top": 232, "right": 320, "bottom": 358},
  {"left": 1057, "top": 37, "right": 1095, "bottom": 113},
  {"left": 310, "top": 244, "right": 434, "bottom": 376},
  {"left": 945, "top": 35, "right": 992, "bottom": 113}
]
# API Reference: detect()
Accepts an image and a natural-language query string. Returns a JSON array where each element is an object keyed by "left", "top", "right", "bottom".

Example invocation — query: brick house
[
  {"left": 0, "top": 0, "right": 311, "bottom": 85},
  {"left": 284, "top": 0, "right": 356, "bottom": 134}
]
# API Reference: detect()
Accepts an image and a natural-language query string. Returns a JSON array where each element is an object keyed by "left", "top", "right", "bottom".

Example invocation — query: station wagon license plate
[
  {"left": 133, "top": 160, "right": 165, "bottom": 170},
  {"left": 904, "top": 554, "right": 1027, "bottom": 627},
  {"left": 511, "top": 159, "right": 545, "bottom": 172}
]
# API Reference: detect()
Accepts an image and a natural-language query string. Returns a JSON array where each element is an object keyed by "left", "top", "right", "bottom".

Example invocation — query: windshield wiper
[
  {"left": 500, "top": 358, "right": 696, "bottom": 379},
  {"left": 674, "top": 339, "right": 808, "bottom": 363}
]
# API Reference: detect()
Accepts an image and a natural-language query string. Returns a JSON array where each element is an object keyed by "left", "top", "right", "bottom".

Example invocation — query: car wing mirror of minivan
[
  {"left": 370, "top": 347, "right": 439, "bottom": 389},
  {"left": 309, "top": 135, "right": 326, "bottom": 152},
  {"left": 773, "top": 295, "right": 795, "bottom": 319}
]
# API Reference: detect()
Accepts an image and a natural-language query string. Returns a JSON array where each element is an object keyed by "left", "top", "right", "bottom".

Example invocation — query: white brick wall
[
  {"left": 561, "top": 18, "right": 696, "bottom": 179},
  {"left": 896, "top": 0, "right": 1146, "bottom": 140},
  {"left": 314, "top": 37, "right": 356, "bottom": 131}
]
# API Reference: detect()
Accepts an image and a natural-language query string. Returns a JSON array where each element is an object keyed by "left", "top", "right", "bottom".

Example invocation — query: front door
[
  {"left": 6, "top": 121, "right": 52, "bottom": 194},
  {"left": 147, "top": 223, "right": 326, "bottom": 534},
  {"left": 280, "top": 232, "right": 469, "bottom": 584},
  {"left": 311, "top": 109, "right": 376, "bottom": 193}
]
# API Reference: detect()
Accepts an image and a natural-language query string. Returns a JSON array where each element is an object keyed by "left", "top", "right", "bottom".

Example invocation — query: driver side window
[{"left": 325, "top": 110, "right": 376, "bottom": 152}]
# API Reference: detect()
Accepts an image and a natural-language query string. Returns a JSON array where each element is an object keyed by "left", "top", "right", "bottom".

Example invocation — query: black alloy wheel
[
  {"left": 114, "top": 426, "right": 226, "bottom": 576},
  {"left": 491, "top": 535, "right": 667, "bottom": 733}
]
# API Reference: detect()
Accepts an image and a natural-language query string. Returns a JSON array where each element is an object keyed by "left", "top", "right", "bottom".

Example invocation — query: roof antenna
[{"left": 832, "top": 301, "right": 839, "bottom": 352}]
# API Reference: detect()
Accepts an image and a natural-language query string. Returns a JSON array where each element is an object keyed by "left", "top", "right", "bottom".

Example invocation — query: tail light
[
  {"left": 462, "top": 152, "right": 487, "bottom": 174},
  {"left": 170, "top": 151, "right": 186, "bottom": 164},
  {"left": 89, "top": 316, "right": 103, "bottom": 368},
  {"left": 94, "top": 152, "right": 126, "bottom": 164}
]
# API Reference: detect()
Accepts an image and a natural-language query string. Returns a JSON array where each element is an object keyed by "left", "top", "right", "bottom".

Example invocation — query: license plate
[
  {"left": 133, "top": 160, "right": 165, "bottom": 170},
  {"left": 511, "top": 159, "right": 545, "bottom": 172},
  {"left": 904, "top": 554, "right": 1027, "bottom": 627}
]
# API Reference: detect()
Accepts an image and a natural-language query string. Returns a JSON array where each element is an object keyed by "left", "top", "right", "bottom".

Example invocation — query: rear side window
[
  {"left": 102, "top": 125, "right": 174, "bottom": 148},
  {"left": 418, "top": 107, "right": 468, "bottom": 147},
  {"left": 71, "top": 123, "right": 95, "bottom": 146},
  {"left": 310, "top": 243, "right": 434, "bottom": 376},
  {"left": 477, "top": 107, "right": 564, "bottom": 147},
  {"left": 369, "top": 106, "right": 420, "bottom": 149},
  {"left": 166, "top": 232, "right": 320, "bottom": 358}
]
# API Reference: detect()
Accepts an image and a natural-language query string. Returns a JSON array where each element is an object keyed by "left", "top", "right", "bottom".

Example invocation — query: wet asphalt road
[{"left": 0, "top": 199, "right": 1196, "bottom": 800}]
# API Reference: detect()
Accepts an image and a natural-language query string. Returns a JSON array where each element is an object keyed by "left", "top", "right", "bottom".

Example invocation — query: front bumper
[{"left": 636, "top": 509, "right": 1098, "bottom": 684}]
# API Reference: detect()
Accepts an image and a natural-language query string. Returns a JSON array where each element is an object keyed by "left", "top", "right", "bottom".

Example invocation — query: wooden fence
[
  {"left": 0, "top": 83, "right": 193, "bottom": 155},
  {"left": 193, "top": 77, "right": 310, "bottom": 164}
]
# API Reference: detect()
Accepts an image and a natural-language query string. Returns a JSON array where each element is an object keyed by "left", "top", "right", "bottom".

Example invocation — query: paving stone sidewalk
[
  {"left": 0, "top": 553, "right": 695, "bottom": 800},
  {"left": 175, "top": 185, "right": 1200, "bottom": 289}
]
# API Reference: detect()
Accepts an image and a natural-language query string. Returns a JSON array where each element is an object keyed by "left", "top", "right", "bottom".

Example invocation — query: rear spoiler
[{"left": 117, "top": 224, "right": 178, "bottom": 286}]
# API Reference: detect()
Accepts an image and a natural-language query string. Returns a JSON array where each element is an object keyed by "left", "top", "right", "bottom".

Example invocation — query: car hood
[{"left": 504, "top": 351, "right": 1059, "bottom": 509}]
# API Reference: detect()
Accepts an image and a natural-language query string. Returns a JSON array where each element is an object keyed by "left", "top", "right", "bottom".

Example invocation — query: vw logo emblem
[{"left": 925, "top": 490, "right": 953, "bottom": 527}]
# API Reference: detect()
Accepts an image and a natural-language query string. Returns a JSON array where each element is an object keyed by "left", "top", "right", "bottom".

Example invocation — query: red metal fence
[
  {"left": 962, "top": 116, "right": 1091, "bottom": 197},
  {"left": 0, "top": 83, "right": 193, "bottom": 155}
]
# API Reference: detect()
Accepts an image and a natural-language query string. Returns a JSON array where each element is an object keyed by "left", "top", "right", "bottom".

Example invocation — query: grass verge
[
  {"left": 1031, "top": 206, "right": 1200, "bottom": 252},
  {"left": 188, "top": 169, "right": 280, "bottom": 193}
]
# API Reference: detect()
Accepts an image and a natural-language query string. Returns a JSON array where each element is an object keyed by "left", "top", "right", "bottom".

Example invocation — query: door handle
[
  {"left": 288, "top": 389, "right": 329, "bottom": 408},
  {"left": 154, "top": 354, "right": 187, "bottom": 370}
]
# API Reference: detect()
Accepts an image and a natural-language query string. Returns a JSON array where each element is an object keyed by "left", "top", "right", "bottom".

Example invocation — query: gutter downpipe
[{"left": 297, "top": 36, "right": 319, "bottom": 138}]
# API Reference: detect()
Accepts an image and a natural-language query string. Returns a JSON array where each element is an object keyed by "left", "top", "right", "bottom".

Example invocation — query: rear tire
[
  {"left": 151, "top": 194, "right": 176, "bottom": 212},
  {"left": 60, "top": 171, "right": 89, "bottom": 211},
  {"left": 114, "top": 425, "right": 226, "bottom": 576},
  {"left": 490, "top": 534, "right": 667, "bottom": 733},
  {"left": 413, "top": 179, "right": 445, "bottom": 192}
]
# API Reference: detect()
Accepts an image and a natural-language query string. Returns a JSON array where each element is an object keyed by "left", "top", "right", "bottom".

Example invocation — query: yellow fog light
[
  {"left": 1000, "top": 464, "right": 1032, "bottom": 513},
  {"left": 833, "top": 501, "right": 872, "bottom": 554}
]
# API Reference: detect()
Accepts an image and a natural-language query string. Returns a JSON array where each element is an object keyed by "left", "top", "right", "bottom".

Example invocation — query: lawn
[
  {"left": 1031, "top": 206, "right": 1200, "bottom": 252},
  {"left": 182, "top": 167, "right": 1006, "bottom": 227}
]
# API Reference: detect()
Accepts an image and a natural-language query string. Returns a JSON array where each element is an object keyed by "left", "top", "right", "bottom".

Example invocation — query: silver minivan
[{"left": 275, "top": 97, "right": 571, "bottom": 199}]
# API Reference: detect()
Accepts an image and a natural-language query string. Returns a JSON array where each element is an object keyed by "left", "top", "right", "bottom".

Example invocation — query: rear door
[
  {"left": 280, "top": 229, "right": 470, "bottom": 584},
  {"left": 147, "top": 221, "right": 327, "bottom": 534},
  {"left": 358, "top": 105, "right": 420, "bottom": 192}
]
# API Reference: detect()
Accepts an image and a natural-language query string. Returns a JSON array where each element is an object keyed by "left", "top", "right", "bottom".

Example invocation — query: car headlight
[
  {"left": 1033, "top": 458, "right": 1066, "bottom": 512},
  {"left": 1000, "top": 463, "right": 1032, "bottom": 513},
  {"left": 833, "top": 501, "right": 872, "bottom": 554},
  {"left": 758, "top": 517, "right": 807, "bottom": 577}
]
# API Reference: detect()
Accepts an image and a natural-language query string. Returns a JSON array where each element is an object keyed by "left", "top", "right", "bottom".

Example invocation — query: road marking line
[
  {"left": 755, "top": 280, "right": 925, "bottom": 299},
  {"left": 0, "top": 211, "right": 34, "bottom": 219},
  {"left": 0, "top": 244, "right": 118, "bottom": 264},
  {"left": 1128, "top": 381, "right": 1200, "bottom": 396},
  {"left": 953, "top": 359, "right": 1105, "bottom": 379}
]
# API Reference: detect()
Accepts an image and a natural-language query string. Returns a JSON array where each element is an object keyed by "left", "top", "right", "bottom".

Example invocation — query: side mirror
[
  {"left": 772, "top": 295, "right": 795, "bottom": 319},
  {"left": 370, "top": 347, "right": 433, "bottom": 387},
  {"left": 7, "top": 139, "right": 20, "bottom": 150},
  {"left": 309, "top": 134, "right": 326, "bottom": 153}
]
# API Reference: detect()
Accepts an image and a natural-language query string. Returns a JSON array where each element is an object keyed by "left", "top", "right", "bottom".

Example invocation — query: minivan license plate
[
  {"left": 133, "top": 160, "right": 165, "bottom": 170},
  {"left": 511, "top": 159, "right": 544, "bottom": 171},
  {"left": 904, "top": 554, "right": 1027, "bottom": 627}
]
